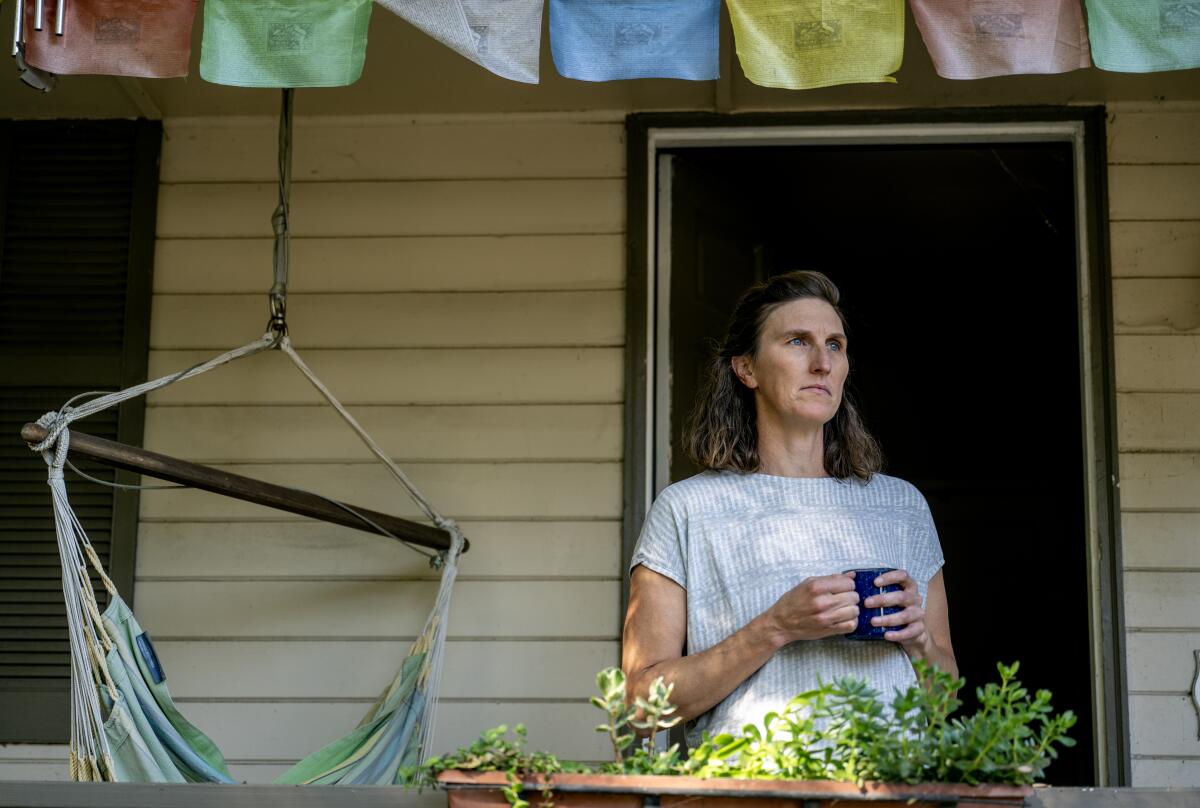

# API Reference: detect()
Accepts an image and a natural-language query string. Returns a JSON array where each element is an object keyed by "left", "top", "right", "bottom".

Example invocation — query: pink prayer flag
[{"left": 910, "top": 0, "right": 1091, "bottom": 79}]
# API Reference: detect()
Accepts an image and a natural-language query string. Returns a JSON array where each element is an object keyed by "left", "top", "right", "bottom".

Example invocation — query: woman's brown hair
[{"left": 684, "top": 270, "right": 883, "bottom": 481}]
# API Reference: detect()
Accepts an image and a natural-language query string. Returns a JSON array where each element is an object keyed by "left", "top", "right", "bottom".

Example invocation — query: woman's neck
[{"left": 755, "top": 416, "right": 828, "bottom": 477}]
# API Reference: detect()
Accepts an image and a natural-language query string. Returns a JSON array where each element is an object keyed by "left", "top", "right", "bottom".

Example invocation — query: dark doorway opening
[{"left": 663, "top": 142, "right": 1095, "bottom": 786}]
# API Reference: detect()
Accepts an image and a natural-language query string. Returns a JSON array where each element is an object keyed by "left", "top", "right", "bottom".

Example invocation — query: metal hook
[{"left": 267, "top": 293, "right": 288, "bottom": 343}]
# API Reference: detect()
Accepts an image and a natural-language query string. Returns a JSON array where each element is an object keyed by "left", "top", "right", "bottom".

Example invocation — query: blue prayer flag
[{"left": 550, "top": 0, "right": 720, "bottom": 81}]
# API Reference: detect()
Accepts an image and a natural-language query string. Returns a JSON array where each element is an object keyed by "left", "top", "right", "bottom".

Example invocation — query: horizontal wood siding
[
  {"left": 1110, "top": 222, "right": 1200, "bottom": 279},
  {"left": 156, "top": 181, "right": 624, "bottom": 238},
  {"left": 153, "top": 235, "right": 625, "bottom": 293},
  {"left": 144, "top": 405, "right": 622, "bottom": 462},
  {"left": 149, "top": 291, "right": 624, "bottom": 349},
  {"left": 159, "top": 119, "right": 625, "bottom": 183},
  {"left": 136, "top": 522, "right": 621, "bottom": 578},
  {"left": 1111, "top": 109, "right": 1200, "bottom": 785},
  {"left": 169, "top": 703, "right": 608, "bottom": 763},
  {"left": 146, "top": 348, "right": 622, "bottom": 405},
  {"left": 138, "top": 463, "right": 621, "bottom": 521},
  {"left": 0, "top": 116, "right": 626, "bottom": 782}
]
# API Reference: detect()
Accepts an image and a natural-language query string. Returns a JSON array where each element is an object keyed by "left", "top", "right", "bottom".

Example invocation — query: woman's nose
[{"left": 811, "top": 348, "right": 832, "bottom": 374}]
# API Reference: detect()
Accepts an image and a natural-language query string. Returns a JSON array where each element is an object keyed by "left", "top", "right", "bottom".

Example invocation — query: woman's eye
[
  {"left": 828, "top": 341, "right": 843, "bottom": 352},
  {"left": 789, "top": 337, "right": 806, "bottom": 346}
]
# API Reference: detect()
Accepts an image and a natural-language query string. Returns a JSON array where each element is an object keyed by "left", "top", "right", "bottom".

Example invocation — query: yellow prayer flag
[{"left": 727, "top": 0, "right": 904, "bottom": 89}]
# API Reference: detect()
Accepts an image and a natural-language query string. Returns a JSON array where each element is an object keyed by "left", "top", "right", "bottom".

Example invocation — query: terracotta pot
[{"left": 437, "top": 770, "right": 1034, "bottom": 808}]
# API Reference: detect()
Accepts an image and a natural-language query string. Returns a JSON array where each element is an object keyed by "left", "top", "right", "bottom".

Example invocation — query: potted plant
[{"left": 416, "top": 661, "right": 1076, "bottom": 808}]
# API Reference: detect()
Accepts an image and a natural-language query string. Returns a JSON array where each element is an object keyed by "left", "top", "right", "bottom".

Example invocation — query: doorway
[{"left": 624, "top": 112, "right": 1124, "bottom": 787}]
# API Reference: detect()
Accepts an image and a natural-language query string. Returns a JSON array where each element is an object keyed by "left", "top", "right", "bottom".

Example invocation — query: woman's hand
[
  {"left": 864, "top": 568, "right": 925, "bottom": 646},
  {"left": 765, "top": 573, "right": 861, "bottom": 644},
  {"left": 866, "top": 569, "right": 957, "bottom": 678}
]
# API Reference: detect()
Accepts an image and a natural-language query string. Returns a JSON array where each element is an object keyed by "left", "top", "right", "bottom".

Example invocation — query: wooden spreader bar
[{"left": 21, "top": 423, "right": 465, "bottom": 554}]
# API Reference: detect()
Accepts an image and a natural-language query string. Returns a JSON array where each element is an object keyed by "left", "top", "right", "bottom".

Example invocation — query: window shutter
[{"left": 0, "top": 120, "right": 160, "bottom": 743}]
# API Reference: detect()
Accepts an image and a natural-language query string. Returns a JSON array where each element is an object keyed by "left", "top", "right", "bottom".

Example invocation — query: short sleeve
[
  {"left": 629, "top": 488, "right": 687, "bottom": 589},
  {"left": 908, "top": 497, "right": 945, "bottom": 606}
]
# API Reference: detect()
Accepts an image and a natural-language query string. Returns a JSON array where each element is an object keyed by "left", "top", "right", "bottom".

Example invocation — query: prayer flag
[
  {"left": 910, "top": 1, "right": 1091, "bottom": 79},
  {"left": 199, "top": 0, "right": 372, "bottom": 88},
  {"left": 23, "top": 0, "right": 198, "bottom": 79},
  {"left": 376, "top": 0, "right": 544, "bottom": 84},
  {"left": 549, "top": 0, "right": 720, "bottom": 81},
  {"left": 1083, "top": 0, "right": 1200, "bottom": 72},
  {"left": 726, "top": 0, "right": 905, "bottom": 89}
]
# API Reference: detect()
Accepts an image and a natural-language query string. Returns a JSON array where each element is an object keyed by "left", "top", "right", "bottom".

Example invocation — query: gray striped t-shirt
[{"left": 630, "top": 470, "right": 945, "bottom": 747}]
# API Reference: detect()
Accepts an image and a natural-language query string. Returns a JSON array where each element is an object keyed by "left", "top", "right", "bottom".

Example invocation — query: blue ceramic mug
[{"left": 844, "top": 567, "right": 905, "bottom": 640}]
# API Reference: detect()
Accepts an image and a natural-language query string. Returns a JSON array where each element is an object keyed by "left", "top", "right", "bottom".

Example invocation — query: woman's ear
[{"left": 731, "top": 355, "right": 757, "bottom": 389}]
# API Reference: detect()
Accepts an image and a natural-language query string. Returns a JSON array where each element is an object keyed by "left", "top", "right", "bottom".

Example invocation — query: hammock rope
[{"left": 31, "top": 326, "right": 465, "bottom": 783}]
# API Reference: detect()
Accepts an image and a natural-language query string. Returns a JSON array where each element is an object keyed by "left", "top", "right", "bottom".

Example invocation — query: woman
[{"left": 622, "top": 270, "right": 956, "bottom": 746}]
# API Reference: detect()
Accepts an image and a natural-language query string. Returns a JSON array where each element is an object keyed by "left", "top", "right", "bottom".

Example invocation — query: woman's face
[{"left": 733, "top": 297, "right": 849, "bottom": 428}]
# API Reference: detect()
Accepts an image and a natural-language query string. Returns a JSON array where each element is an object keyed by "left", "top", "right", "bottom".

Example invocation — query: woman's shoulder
[
  {"left": 862, "top": 472, "right": 930, "bottom": 510},
  {"left": 656, "top": 469, "right": 732, "bottom": 501}
]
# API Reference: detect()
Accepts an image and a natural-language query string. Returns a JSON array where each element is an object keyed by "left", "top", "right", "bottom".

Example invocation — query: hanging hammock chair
[{"left": 21, "top": 90, "right": 467, "bottom": 786}]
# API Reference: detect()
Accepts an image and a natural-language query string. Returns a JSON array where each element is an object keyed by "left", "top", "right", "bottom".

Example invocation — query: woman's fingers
[
  {"left": 808, "top": 573, "right": 858, "bottom": 595},
  {"left": 773, "top": 576, "right": 864, "bottom": 642},
  {"left": 864, "top": 571, "right": 931, "bottom": 644},
  {"left": 827, "top": 603, "right": 860, "bottom": 623},
  {"left": 873, "top": 569, "right": 912, "bottom": 588},
  {"left": 873, "top": 605, "right": 922, "bottom": 628},
  {"left": 813, "top": 604, "right": 860, "bottom": 636},
  {"left": 884, "top": 622, "right": 925, "bottom": 642},
  {"left": 864, "top": 570, "right": 919, "bottom": 608},
  {"left": 863, "top": 589, "right": 916, "bottom": 609}
]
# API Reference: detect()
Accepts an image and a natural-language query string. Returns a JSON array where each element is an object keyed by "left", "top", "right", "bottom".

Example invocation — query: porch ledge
[{"left": 2, "top": 781, "right": 1200, "bottom": 808}]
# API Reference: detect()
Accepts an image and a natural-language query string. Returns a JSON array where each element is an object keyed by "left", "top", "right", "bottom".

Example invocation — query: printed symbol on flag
[
  {"left": 1160, "top": 1, "right": 1200, "bottom": 33},
  {"left": 973, "top": 13, "right": 1024, "bottom": 39},
  {"left": 793, "top": 20, "right": 842, "bottom": 50},
  {"left": 470, "top": 25, "right": 489, "bottom": 55},
  {"left": 615, "top": 22, "right": 663, "bottom": 49},
  {"left": 268, "top": 22, "right": 315, "bottom": 53},
  {"left": 95, "top": 17, "right": 140, "bottom": 44}
]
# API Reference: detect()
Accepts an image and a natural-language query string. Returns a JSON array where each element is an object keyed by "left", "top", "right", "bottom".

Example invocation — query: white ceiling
[{"left": 2, "top": 4, "right": 1198, "bottom": 120}]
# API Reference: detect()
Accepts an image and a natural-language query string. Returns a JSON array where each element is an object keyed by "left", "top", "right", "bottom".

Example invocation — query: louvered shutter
[{"left": 0, "top": 120, "right": 160, "bottom": 743}]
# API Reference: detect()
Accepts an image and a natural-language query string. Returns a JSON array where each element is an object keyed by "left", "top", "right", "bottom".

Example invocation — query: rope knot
[
  {"left": 432, "top": 516, "right": 466, "bottom": 569},
  {"left": 270, "top": 206, "right": 289, "bottom": 236},
  {"left": 33, "top": 410, "right": 72, "bottom": 471}
]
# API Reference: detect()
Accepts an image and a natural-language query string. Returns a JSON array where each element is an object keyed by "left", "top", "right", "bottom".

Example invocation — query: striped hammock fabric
[
  {"left": 910, "top": 0, "right": 1091, "bottom": 79},
  {"left": 1083, "top": 0, "right": 1200, "bottom": 72},
  {"left": 97, "top": 597, "right": 235, "bottom": 783},
  {"left": 376, "top": 0, "right": 544, "bottom": 84},
  {"left": 22, "top": 0, "right": 199, "bottom": 79},
  {"left": 199, "top": 0, "right": 373, "bottom": 88},
  {"left": 549, "top": 0, "right": 720, "bottom": 81},
  {"left": 726, "top": 0, "right": 904, "bottom": 89}
]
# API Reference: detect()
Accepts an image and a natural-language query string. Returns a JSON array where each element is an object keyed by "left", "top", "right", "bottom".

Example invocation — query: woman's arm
[
  {"left": 622, "top": 566, "right": 861, "bottom": 724},
  {"left": 869, "top": 568, "right": 957, "bottom": 678}
]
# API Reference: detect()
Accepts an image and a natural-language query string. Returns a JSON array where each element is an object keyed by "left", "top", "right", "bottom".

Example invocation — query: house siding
[
  {"left": 1109, "top": 106, "right": 1200, "bottom": 788},
  {"left": 3, "top": 105, "right": 1199, "bottom": 787}
]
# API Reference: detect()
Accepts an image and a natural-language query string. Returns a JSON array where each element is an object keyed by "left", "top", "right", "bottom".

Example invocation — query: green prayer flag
[
  {"left": 1084, "top": 0, "right": 1200, "bottom": 72},
  {"left": 200, "top": 0, "right": 373, "bottom": 88}
]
